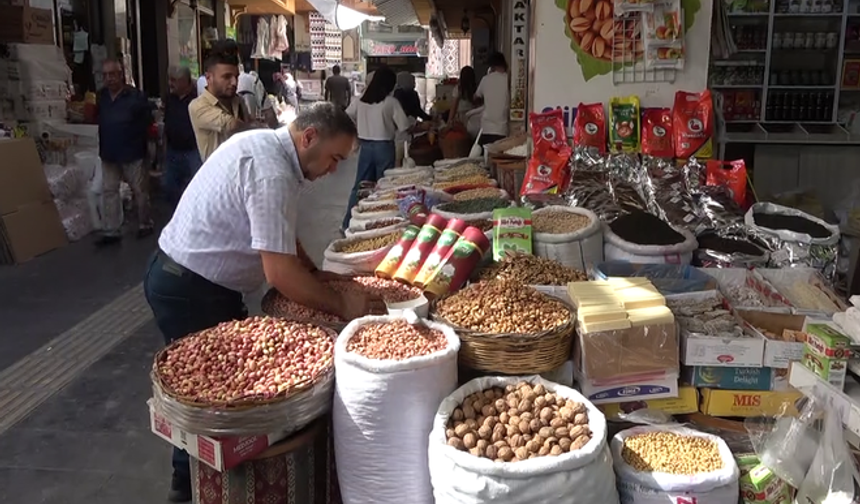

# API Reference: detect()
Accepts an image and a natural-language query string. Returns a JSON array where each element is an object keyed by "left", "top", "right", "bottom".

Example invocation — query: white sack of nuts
[
  {"left": 428, "top": 376, "right": 619, "bottom": 504},
  {"left": 611, "top": 425, "right": 739, "bottom": 504},
  {"left": 532, "top": 206, "right": 603, "bottom": 272},
  {"left": 322, "top": 228, "right": 402, "bottom": 275},
  {"left": 333, "top": 315, "right": 460, "bottom": 504}
]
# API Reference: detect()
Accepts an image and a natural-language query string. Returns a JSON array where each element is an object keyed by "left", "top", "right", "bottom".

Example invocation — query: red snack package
[
  {"left": 641, "top": 108, "right": 674, "bottom": 157},
  {"left": 673, "top": 90, "right": 714, "bottom": 159},
  {"left": 520, "top": 147, "right": 572, "bottom": 196},
  {"left": 573, "top": 102, "right": 607, "bottom": 154},
  {"left": 529, "top": 109, "right": 568, "bottom": 153},
  {"left": 706, "top": 159, "right": 748, "bottom": 207}
]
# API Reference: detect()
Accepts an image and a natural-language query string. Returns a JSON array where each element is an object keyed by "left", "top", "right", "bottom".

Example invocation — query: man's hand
[{"left": 338, "top": 291, "right": 386, "bottom": 320}]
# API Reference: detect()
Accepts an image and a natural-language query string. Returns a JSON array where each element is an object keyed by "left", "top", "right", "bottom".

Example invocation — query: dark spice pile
[
  {"left": 436, "top": 197, "right": 509, "bottom": 214},
  {"left": 609, "top": 211, "right": 685, "bottom": 246},
  {"left": 696, "top": 233, "right": 765, "bottom": 256},
  {"left": 753, "top": 212, "right": 831, "bottom": 238}
]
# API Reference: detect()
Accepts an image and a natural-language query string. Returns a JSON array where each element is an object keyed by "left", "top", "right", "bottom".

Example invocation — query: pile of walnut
[{"left": 445, "top": 381, "right": 592, "bottom": 462}]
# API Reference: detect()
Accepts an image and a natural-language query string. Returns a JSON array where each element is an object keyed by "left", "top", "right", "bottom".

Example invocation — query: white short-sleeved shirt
[
  {"left": 475, "top": 71, "right": 510, "bottom": 136},
  {"left": 159, "top": 127, "right": 305, "bottom": 294},
  {"left": 346, "top": 95, "right": 410, "bottom": 141},
  {"left": 238, "top": 72, "right": 274, "bottom": 112},
  {"left": 197, "top": 75, "right": 207, "bottom": 96}
]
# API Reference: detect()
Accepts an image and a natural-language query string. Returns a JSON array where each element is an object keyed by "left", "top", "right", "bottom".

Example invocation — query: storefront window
[{"left": 167, "top": 2, "right": 200, "bottom": 78}]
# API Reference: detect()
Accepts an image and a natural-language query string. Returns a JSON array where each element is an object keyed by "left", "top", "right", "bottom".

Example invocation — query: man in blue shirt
[
  {"left": 97, "top": 58, "right": 153, "bottom": 245},
  {"left": 164, "top": 66, "right": 201, "bottom": 206}
]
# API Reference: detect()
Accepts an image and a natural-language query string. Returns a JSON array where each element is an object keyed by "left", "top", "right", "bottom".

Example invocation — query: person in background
[
  {"left": 198, "top": 39, "right": 239, "bottom": 96},
  {"left": 146, "top": 103, "right": 381, "bottom": 503},
  {"left": 393, "top": 72, "right": 430, "bottom": 121},
  {"left": 96, "top": 58, "right": 154, "bottom": 245},
  {"left": 325, "top": 64, "right": 352, "bottom": 110},
  {"left": 189, "top": 49, "right": 250, "bottom": 161},
  {"left": 447, "top": 65, "right": 479, "bottom": 136},
  {"left": 164, "top": 66, "right": 202, "bottom": 206},
  {"left": 276, "top": 71, "right": 299, "bottom": 110},
  {"left": 468, "top": 52, "right": 510, "bottom": 148},
  {"left": 342, "top": 66, "right": 410, "bottom": 230},
  {"left": 238, "top": 67, "right": 278, "bottom": 128}
]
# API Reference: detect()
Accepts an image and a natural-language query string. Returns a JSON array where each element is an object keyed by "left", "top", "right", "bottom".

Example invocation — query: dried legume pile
[
  {"left": 436, "top": 279, "right": 570, "bottom": 334},
  {"left": 621, "top": 431, "right": 724, "bottom": 475},
  {"left": 453, "top": 188, "right": 503, "bottom": 201},
  {"left": 336, "top": 231, "right": 402, "bottom": 254},
  {"left": 355, "top": 203, "right": 399, "bottom": 214},
  {"left": 437, "top": 163, "right": 485, "bottom": 181},
  {"left": 436, "top": 197, "right": 509, "bottom": 215},
  {"left": 347, "top": 320, "right": 447, "bottom": 360},
  {"left": 609, "top": 211, "right": 684, "bottom": 245},
  {"left": 365, "top": 218, "right": 406, "bottom": 231},
  {"left": 434, "top": 175, "right": 494, "bottom": 190},
  {"left": 158, "top": 317, "right": 334, "bottom": 404},
  {"left": 465, "top": 219, "right": 494, "bottom": 232},
  {"left": 533, "top": 210, "right": 591, "bottom": 234},
  {"left": 478, "top": 255, "right": 587, "bottom": 286},
  {"left": 752, "top": 212, "right": 830, "bottom": 238},
  {"left": 445, "top": 381, "right": 592, "bottom": 462}
]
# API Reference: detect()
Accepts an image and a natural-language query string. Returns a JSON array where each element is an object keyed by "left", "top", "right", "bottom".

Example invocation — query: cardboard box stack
[
  {"left": 801, "top": 322, "right": 852, "bottom": 389},
  {"left": 1, "top": 44, "right": 70, "bottom": 126}
]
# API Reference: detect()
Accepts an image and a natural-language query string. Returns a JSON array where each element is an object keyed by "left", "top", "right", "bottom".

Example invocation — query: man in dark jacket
[
  {"left": 164, "top": 66, "right": 202, "bottom": 206},
  {"left": 97, "top": 58, "right": 153, "bottom": 244}
]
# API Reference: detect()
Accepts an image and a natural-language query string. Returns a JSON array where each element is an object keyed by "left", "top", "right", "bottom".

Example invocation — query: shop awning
[
  {"left": 230, "top": 0, "right": 296, "bottom": 15},
  {"left": 301, "top": 0, "right": 385, "bottom": 30}
]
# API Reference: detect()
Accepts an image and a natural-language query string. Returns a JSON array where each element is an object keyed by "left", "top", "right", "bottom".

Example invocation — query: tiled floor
[{"left": 0, "top": 156, "right": 357, "bottom": 503}]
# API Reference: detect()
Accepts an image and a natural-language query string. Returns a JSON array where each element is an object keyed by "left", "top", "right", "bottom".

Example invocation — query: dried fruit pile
[
  {"left": 347, "top": 320, "right": 448, "bottom": 360},
  {"left": 435, "top": 279, "right": 570, "bottom": 334},
  {"left": 621, "top": 431, "right": 724, "bottom": 475},
  {"left": 477, "top": 255, "right": 587, "bottom": 286},
  {"left": 157, "top": 317, "right": 334, "bottom": 404},
  {"left": 445, "top": 381, "right": 592, "bottom": 462},
  {"left": 533, "top": 210, "right": 591, "bottom": 234},
  {"left": 335, "top": 231, "right": 402, "bottom": 254}
]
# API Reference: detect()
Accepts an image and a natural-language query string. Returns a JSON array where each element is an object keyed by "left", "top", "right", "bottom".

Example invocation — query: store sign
[
  {"left": 510, "top": 0, "right": 529, "bottom": 122},
  {"left": 367, "top": 40, "right": 421, "bottom": 57}
]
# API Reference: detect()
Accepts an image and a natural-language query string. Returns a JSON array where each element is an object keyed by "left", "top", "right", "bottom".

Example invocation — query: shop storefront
[
  {"left": 361, "top": 21, "right": 427, "bottom": 74},
  {"left": 166, "top": 0, "right": 224, "bottom": 79}
]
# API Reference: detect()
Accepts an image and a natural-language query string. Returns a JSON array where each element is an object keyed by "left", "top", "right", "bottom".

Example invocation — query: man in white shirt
[
  {"left": 468, "top": 52, "right": 510, "bottom": 149},
  {"left": 238, "top": 68, "right": 278, "bottom": 128},
  {"left": 144, "top": 102, "right": 380, "bottom": 503}
]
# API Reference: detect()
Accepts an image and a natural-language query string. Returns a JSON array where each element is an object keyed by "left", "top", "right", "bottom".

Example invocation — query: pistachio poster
[{"left": 553, "top": 0, "right": 701, "bottom": 82}]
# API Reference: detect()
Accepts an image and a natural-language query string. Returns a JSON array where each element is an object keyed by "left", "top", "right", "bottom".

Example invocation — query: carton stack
[{"left": 1, "top": 44, "right": 70, "bottom": 126}]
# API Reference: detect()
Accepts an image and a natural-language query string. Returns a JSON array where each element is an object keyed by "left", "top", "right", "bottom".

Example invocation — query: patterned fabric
[
  {"left": 427, "top": 37, "right": 471, "bottom": 77},
  {"left": 159, "top": 127, "right": 305, "bottom": 294}
]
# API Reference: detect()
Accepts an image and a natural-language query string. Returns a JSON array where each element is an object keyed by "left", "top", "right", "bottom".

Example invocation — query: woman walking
[
  {"left": 447, "top": 66, "right": 480, "bottom": 137},
  {"left": 342, "top": 66, "right": 410, "bottom": 230}
]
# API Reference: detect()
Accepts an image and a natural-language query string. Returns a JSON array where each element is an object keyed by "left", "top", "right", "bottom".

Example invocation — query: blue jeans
[
  {"left": 164, "top": 148, "right": 202, "bottom": 205},
  {"left": 342, "top": 139, "right": 395, "bottom": 230},
  {"left": 143, "top": 250, "right": 247, "bottom": 481}
]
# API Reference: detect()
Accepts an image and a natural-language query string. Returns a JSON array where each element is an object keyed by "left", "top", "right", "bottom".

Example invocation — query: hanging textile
[
  {"left": 309, "top": 12, "right": 327, "bottom": 70},
  {"left": 325, "top": 19, "right": 342, "bottom": 68},
  {"left": 251, "top": 17, "right": 270, "bottom": 59},
  {"left": 270, "top": 15, "right": 289, "bottom": 54}
]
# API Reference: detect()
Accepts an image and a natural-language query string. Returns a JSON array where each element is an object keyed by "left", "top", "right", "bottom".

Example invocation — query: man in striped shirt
[{"left": 144, "top": 102, "right": 380, "bottom": 502}]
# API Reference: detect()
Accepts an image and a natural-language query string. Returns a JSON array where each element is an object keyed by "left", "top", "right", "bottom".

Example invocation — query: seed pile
[
  {"left": 453, "top": 188, "right": 503, "bottom": 201},
  {"left": 336, "top": 231, "right": 402, "bottom": 254},
  {"left": 609, "top": 211, "right": 684, "bottom": 245},
  {"left": 465, "top": 219, "right": 494, "bottom": 232},
  {"left": 364, "top": 218, "right": 405, "bottom": 231},
  {"left": 445, "top": 381, "right": 592, "bottom": 462},
  {"left": 355, "top": 203, "right": 399, "bottom": 214},
  {"left": 621, "top": 431, "right": 724, "bottom": 475},
  {"left": 347, "top": 320, "right": 447, "bottom": 360},
  {"left": 437, "top": 163, "right": 485, "bottom": 181},
  {"left": 158, "top": 317, "right": 334, "bottom": 404},
  {"left": 436, "top": 197, "right": 510, "bottom": 215},
  {"left": 434, "top": 175, "right": 494, "bottom": 190},
  {"left": 753, "top": 212, "right": 830, "bottom": 238},
  {"left": 436, "top": 280, "right": 571, "bottom": 334},
  {"left": 533, "top": 210, "right": 591, "bottom": 234},
  {"left": 478, "top": 255, "right": 588, "bottom": 286}
]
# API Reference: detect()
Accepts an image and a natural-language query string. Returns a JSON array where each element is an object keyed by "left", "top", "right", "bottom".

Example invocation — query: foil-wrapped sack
[
  {"left": 645, "top": 157, "right": 708, "bottom": 232},
  {"left": 605, "top": 153, "right": 649, "bottom": 220},
  {"left": 519, "top": 193, "right": 571, "bottom": 209},
  {"left": 745, "top": 202, "right": 841, "bottom": 279},
  {"left": 695, "top": 185, "right": 745, "bottom": 231},
  {"left": 694, "top": 224, "right": 771, "bottom": 268}
]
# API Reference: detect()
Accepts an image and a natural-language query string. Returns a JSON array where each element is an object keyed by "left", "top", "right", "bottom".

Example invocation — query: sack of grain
[
  {"left": 532, "top": 206, "right": 603, "bottom": 271},
  {"left": 428, "top": 375, "right": 619, "bottom": 504},
  {"left": 383, "top": 166, "right": 432, "bottom": 178},
  {"left": 350, "top": 201, "right": 401, "bottom": 223},
  {"left": 432, "top": 198, "right": 512, "bottom": 222},
  {"left": 345, "top": 218, "right": 409, "bottom": 238},
  {"left": 322, "top": 228, "right": 404, "bottom": 275},
  {"left": 612, "top": 425, "right": 739, "bottom": 504},
  {"left": 334, "top": 316, "right": 460, "bottom": 504},
  {"left": 603, "top": 214, "right": 698, "bottom": 265}
]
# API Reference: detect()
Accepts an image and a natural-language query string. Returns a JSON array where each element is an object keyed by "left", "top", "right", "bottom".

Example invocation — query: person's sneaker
[
  {"left": 167, "top": 473, "right": 192, "bottom": 502},
  {"left": 94, "top": 234, "right": 122, "bottom": 247},
  {"left": 136, "top": 226, "right": 154, "bottom": 239}
]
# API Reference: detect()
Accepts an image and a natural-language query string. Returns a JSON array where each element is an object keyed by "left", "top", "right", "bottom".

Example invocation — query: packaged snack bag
[
  {"left": 609, "top": 96, "right": 641, "bottom": 153},
  {"left": 641, "top": 108, "right": 674, "bottom": 158},
  {"left": 520, "top": 147, "right": 573, "bottom": 196},
  {"left": 573, "top": 102, "right": 607, "bottom": 154},
  {"left": 673, "top": 90, "right": 714, "bottom": 159},
  {"left": 529, "top": 109, "right": 568, "bottom": 153},
  {"left": 706, "top": 159, "right": 748, "bottom": 207}
]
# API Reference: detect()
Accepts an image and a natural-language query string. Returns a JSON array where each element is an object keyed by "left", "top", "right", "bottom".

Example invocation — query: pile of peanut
[
  {"left": 158, "top": 317, "right": 334, "bottom": 404},
  {"left": 347, "top": 320, "right": 448, "bottom": 360},
  {"left": 621, "top": 431, "right": 724, "bottom": 475},
  {"left": 477, "top": 255, "right": 588, "bottom": 286},
  {"left": 533, "top": 210, "right": 591, "bottom": 234},
  {"left": 445, "top": 381, "right": 592, "bottom": 462},
  {"left": 336, "top": 231, "right": 402, "bottom": 254},
  {"left": 454, "top": 188, "right": 505, "bottom": 201},
  {"left": 435, "top": 279, "right": 570, "bottom": 334}
]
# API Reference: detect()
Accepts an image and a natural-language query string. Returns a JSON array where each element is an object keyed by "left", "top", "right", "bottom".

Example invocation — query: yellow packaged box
[
  {"left": 699, "top": 388, "right": 803, "bottom": 418},
  {"left": 599, "top": 386, "right": 698, "bottom": 420}
]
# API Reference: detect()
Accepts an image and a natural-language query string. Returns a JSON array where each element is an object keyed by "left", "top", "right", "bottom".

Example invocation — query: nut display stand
[{"left": 191, "top": 416, "right": 341, "bottom": 504}]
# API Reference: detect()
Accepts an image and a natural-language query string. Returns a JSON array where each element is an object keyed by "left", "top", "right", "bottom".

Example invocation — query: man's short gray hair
[
  {"left": 169, "top": 66, "right": 192, "bottom": 81},
  {"left": 292, "top": 102, "right": 357, "bottom": 139}
]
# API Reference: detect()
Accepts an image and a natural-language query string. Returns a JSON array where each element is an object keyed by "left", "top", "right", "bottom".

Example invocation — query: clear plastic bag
[{"left": 794, "top": 399, "right": 859, "bottom": 504}]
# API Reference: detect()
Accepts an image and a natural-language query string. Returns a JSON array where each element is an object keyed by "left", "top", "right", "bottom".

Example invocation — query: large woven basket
[
  {"left": 429, "top": 297, "right": 574, "bottom": 375},
  {"left": 260, "top": 288, "right": 348, "bottom": 332}
]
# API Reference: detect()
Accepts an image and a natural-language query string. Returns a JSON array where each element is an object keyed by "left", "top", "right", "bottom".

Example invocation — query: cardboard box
[
  {"left": 148, "top": 401, "right": 290, "bottom": 472},
  {"left": 0, "top": 6, "right": 53, "bottom": 44},
  {"left": 682, "top": 366, "right": 774, "bottom": 391},
  {"left": 578, "top": 322, "right": 678, "bottom": 381},
  {"left": 681, "top": 332, "right": 765, "bottom": 368},
  {"left": 699, "top": 388, "right": 803, "bottom": 417},
  {"left": 577, "top": 370, "right": 679, "bottom": 404},
  {"left": 736, "top": 310, "right": 807, "bottom": 369},
  {"left": 599, "top": 386, "right": 698, "bottom": 419}
]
